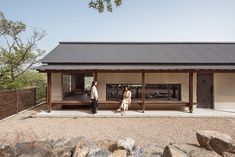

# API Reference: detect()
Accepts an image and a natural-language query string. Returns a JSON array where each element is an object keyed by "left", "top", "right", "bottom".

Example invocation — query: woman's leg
[
  {"left": 91, "top": 99, "right": 97, "bottom": 114},
  {"left": 117, "top": 100, "right": 125, "bottom": 111},
  {"left": 93, "top": 99, "right": 98, "bottom": 113}
]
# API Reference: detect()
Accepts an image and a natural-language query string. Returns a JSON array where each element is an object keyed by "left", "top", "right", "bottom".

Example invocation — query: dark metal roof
[
  {"left": 41, "top": 42, "right": 235, "bottom": 64},
  {"left": 34, "top": 64, "right": 235, "bottom": 71}
]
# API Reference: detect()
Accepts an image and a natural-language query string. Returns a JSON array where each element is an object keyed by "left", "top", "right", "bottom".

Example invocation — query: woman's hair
[
  {"left": 91, "top": 81, "right": 96, "bottom": 89},
  {"left": 122, "top": 86, "right": 129, "bottom": 94},
  {"left": 124, "top": 86, "right": 129, "bottom": 89}
]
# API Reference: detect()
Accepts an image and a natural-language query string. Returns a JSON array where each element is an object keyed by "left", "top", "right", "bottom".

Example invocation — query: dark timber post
[
  {"left": 189, "top": 72, "right": 193, "bottom": 113},
  {"left": 94, "top": 72, "right": 97, "bottom": 81},
  {"left": 47, "top": 72, "right": 52, "bottom": 112},
  {"left": 142, "top": 72, "right": 145, "bottom": 113}
]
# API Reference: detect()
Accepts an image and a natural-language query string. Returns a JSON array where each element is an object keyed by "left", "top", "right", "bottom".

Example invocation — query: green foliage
[
  {"left": 0, "top": 11, "right": 46, "bottom": 90},
  {"left": 19, "top": 70, "right": 47, "bottom": 103},
  {"left": 89, "top": 0, "right": 122, "bottom": 13},
  {"left": 0, "top": 70, "right": 47, "bottom": 102},
  {"left": 0, "top": 70, "right": 46, "bottom": 88}
]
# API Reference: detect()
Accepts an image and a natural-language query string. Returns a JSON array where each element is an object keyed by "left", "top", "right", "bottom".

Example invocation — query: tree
[
  {"left": 0, "top": 11, "right": 46, "bottom": 89},
  {"left": 89, "top": 0, "right": 122, "bottom": 13}
]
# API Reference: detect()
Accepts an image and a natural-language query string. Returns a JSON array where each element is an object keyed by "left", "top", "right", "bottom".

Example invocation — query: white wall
[
  {"left": 97, "top": 72, "right": 197, "bottom": 102},
  {"left": 97, "top": 73, "right": 141, "bottom": 100},
  {"left": 214, "top": 73, "right": 235, "bottom": 110},
  {"left": 51, "top": 73, "right": 62, "bottom": 101}
]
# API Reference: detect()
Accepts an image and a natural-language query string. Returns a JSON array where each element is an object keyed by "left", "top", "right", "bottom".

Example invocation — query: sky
[{"left": 1, "top": 0, "right": 235, "bottom": 53}]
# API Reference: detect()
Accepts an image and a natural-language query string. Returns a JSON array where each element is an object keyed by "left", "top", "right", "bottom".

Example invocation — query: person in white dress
[
  {"left": 90, "top": 81, "right": 98, "bottom": 114},
  {"left": 117, "top": 86, "right": 132, "bottom": 113}
]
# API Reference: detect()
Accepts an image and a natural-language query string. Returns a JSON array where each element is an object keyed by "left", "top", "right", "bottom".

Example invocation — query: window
[
  {"left": 106, "top": 84, "right": 142, "bottom": 100},
  {"left": 145, "top": 84, "right": 181, "bottom": 101},
  {"left": 106, "top": 84, "right": 181, "bottom": 101},
  {"left": 168, "top": 84, "right": 181, "bottom": 101}
]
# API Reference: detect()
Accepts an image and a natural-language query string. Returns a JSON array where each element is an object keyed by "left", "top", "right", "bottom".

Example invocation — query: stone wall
[{"left": 0, "top": 88, "right": 36, "bottom": 119}]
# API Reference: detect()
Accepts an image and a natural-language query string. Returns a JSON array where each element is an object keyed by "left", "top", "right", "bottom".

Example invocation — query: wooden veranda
[{"left": 46, "top": 70, "right": 196, "bottom": 113}]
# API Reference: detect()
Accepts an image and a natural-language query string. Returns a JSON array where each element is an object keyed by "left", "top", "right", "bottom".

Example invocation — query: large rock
[
  {"left": 72, "top": 145, "right": 89, "bottom": 157},
  {"left": 163, "top": 145, "right": 188, "bottom": 157},
  {"left": 0, "top": 144, "right": 14, "bottom": 157},
  {"left": 12, "top": 140, "right": 73, "bottom": 157},
  {"left": 96, "top": 140, "right": 116, "bottom": 152},
  {"left": 13, "top": 141, "right": 52, "bottom": 157},
  {"left": 108, "top": 143, "right": 118, "bottom": 152},
  {"left": 196, "top": 130, "right": 234, "bottom": 155},
  {"left": 49, "top": 136, "right": 86, "bottom": 149},
  {"left": 173, "top": 144, "right": 221, "bottom": 157},
  {"left": 112, "top": 149, "right": 127, "bottom": 157},
  {"left": 142, "top": 144, "right": 164, "bottom": 156},
  {"left": 49, "top": 146, "right": 72, "bottom": 157},
  {"left": 88, "top": 149, "right": 112, "bottom": 157},
  {"left": 210, "top": 137, "right": 235, "bottom": 155},
  {"left": 189, "top": 149, "right": 221, "bottom": 157},
  {"left": 128, "top": 145, "right": 148, "bottom": 157},
  {"left": 87, "top": 145, "right": 105, "bottom": 157},
  {"left": 222, "top": 152, "right": 235, "bottom": 157},
  {"left": 117, "top": 138, "right": 135, "bottom": 153}
]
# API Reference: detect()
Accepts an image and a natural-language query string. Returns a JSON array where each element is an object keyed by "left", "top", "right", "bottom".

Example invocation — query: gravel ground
[{"left": 0, "top": 104, "right": 234, "bottom": 146}]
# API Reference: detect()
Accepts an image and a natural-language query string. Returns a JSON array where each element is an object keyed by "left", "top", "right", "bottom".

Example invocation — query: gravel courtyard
[{"left": 0, "top": 104, "right": 234, "bottom": 146}]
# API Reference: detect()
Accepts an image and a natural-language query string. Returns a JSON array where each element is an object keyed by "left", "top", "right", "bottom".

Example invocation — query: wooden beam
[
  {"left": 189, "top": 72, "right": 193, "bottom": 113},
  {"left": 47, "top": 72, "right": 52, "bottom": 112},
  {"left": 141, "top": 72, "right": 145, "bottom": 113}
]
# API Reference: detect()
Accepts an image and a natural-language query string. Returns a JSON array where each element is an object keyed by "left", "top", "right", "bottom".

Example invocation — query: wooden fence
[{"left": 0, "top": 88, "right": 36, "bottom": 120}]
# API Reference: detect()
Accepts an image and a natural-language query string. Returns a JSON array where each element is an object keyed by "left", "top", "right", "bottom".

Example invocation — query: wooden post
[
  {"left": 16, "top": 89, "right": 19, "bottom": 113},
  {"left": 93, "top": 72, "right": 97, "bottom": 81},
  {"left": 141, "top": 72, "right": 145, "bottom": 113},
  {"left": 47, "top": 72, "right": 52, "bottom": 112},
  {"left": 189, "top": 72, "right": 193, "bottom": 113},
  {"left": 33, "top": 87, "right": 37, "bottom": 106}
]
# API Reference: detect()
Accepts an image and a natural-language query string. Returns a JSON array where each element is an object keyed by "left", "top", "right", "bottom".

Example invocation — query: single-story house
[{"left": 35, "top": 42, "right": 235, "bottom": 113}]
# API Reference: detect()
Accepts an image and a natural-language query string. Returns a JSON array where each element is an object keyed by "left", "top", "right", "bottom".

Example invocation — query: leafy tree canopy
[
  {"left": 0, "top": 11, "right": 46, "bottom": 89},
  {"left": 89, "top": 0, "right": 122, "bottom": 13}
]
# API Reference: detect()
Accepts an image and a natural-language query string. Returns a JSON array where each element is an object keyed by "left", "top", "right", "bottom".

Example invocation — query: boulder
[
  {"left": 189, "top": 149, "right": 221, "bottom": 157},
  {"left": 163, "top": 145, "right": 188, "bottom": 157},
  {"left": 12, "top": 140, "right": 73, "bottom": 157},
  {"left": 117, "top": 138, "right": 135, "bottom": 153},
  {"left": 196, "top": 130, "right": 216, "bottom": 150},
  {"left": 129, "top": 145, "right": 149, "bottom": 156},
  {"left": 88, "top": 149, "right": 112, "bottom": 157},
  {"left": 49, "top": 136, "right": 86, "bottom": 149},
  {"left": 108, "top": 143, "right": 118, "bottom": 152},
  {"left": 173, "top": 144, "right": 221, "bottom": 157},
  {"left": 0, "top": 144, "right": 14, "bottom": 157},
  {"left": 142, "top": 144, "right": 163, "bottom": 156},
  {"left": 49, "top": 146, "right": 72, "bottom": 157},
  {"left": 72, "top": 145, "right": 89, "bottom": 157},
  {"left": 87, "top": 145, "right": 101, "bottom": 157},
  {"left": 112, "top": 149, "right": 127, "bottom": 157},
  {"left": 210, "top": 137, "right": 235, "bottom": 155},
  {"left": 96, "top": 140, "right": 116, "bottom": 152},
  {"left": 13, "top": 141, "right": 52, "bottom": 157},
  {"left": 222, "top": 152, "right": 235, "bottom": 157},
  {"left": 196, "top": 130, "right": 234, "bottom": 155}
]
